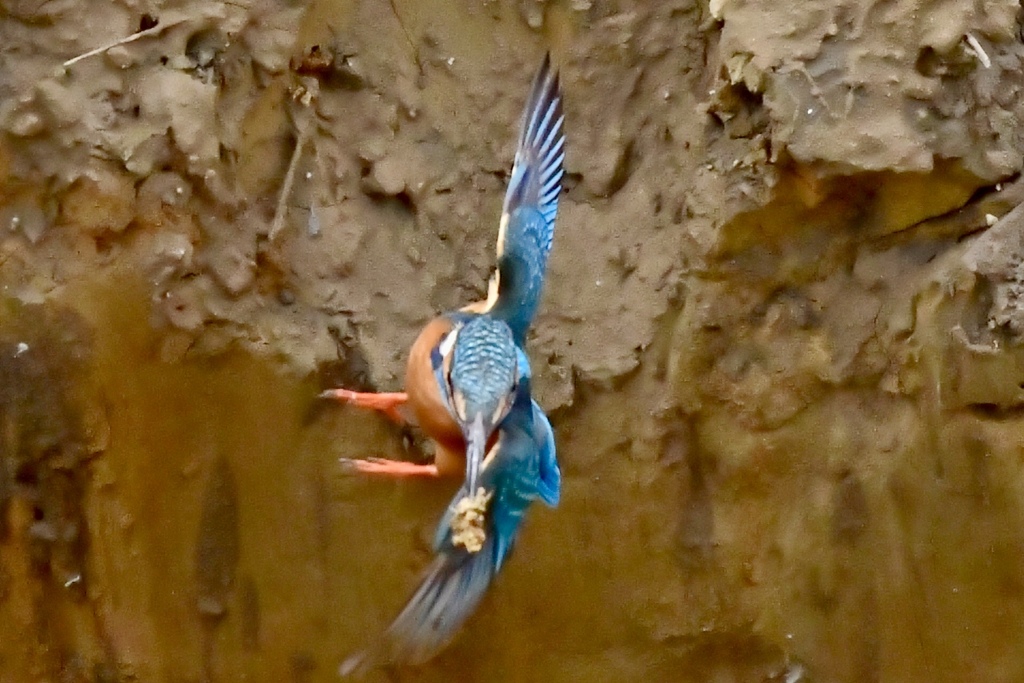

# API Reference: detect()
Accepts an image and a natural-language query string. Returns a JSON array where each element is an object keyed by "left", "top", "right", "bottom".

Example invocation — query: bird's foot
[
  {"left": 320, "top": 389, "right": 408, "bottom": 424},
  {"left": 339, "top": 457, "right": 439, "bottom": 477}
]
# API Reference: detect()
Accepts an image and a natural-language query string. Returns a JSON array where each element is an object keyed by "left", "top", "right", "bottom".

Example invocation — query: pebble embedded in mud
[
  {"left": 207, "top": 242, "right": 256, "bottom": 297},
  {"left": 137, "top": 172, "right": 192, "bottom": 211},
  {"left": 58, "top": 165, "right": 136, "bottom": 236},
  {"left": 0, "top": 196, "right": 48, "bottom": 244},
  {"left": 141, "top": 231, "right": 195, "bottom": 283},
  {"left": 159, "top": 285, "right": 207, "bottom": 332},
  {"left": 34, "top": 79, "right": 81, "bottom": 129},
  {"left": 5, "top": 109, "right": 45, "bottom": 138},
  {"left": 137, "top": 70, "right": 220, "bottom": 167},
  {"left": 363, "top": 155, "right": 406, "bottom": 197}
]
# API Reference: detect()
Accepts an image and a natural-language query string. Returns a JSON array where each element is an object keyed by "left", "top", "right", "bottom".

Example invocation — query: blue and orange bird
[
  {"left": 322, "top": 53, "right": 566, "bottom": 673},
  {"left": 321, "top": 53, "right": 565, "bottom": 494},
  {"left": 340, "top": 314, "right": 561, "bottom": 674}
]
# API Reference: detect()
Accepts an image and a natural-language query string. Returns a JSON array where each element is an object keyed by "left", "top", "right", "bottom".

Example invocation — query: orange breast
[{"left": 405, "top": 317, "right": 463, "bottom": 454}]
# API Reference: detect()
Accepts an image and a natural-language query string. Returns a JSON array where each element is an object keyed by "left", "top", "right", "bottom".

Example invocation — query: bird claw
[
  {"left": 339, "top": 457, "right": 439, "bottom": 477},
  {"left": 320, "top": 389, "right": 409, "bottom": 424}
]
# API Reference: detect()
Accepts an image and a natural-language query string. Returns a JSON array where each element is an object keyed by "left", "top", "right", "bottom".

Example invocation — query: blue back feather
[
  {"left": 449, "top": 317, "right": 517, "bottom": 417},
  {"left": 430, "top": 314, "right": 518, "bottom": 425}
]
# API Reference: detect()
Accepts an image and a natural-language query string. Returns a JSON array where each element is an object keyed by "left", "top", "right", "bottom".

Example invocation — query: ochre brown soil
[{"left": 3, "top": 1, "right": 1024, "bottom": 681}]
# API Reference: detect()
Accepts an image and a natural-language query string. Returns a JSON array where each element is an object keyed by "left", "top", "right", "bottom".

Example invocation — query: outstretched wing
[
  {"left": 486, "top": 54, "right": 566, "bottom": 341},
  {"left": 498, "top": 52, "right": 566, "bottom": 259}
]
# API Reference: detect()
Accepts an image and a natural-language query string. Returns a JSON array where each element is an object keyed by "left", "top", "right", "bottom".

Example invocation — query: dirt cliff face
[{"left": 3, "top": 0, "right": 1024, "bottom": 681}]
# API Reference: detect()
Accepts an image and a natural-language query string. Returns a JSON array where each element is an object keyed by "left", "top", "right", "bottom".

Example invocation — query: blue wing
[
  {"left": 532, "top": 401, "right": 560, "bottom": 507},
  {"left": 500, "top": 52, "right": 565, "bottom": 255},
  {"left": 342, "top": 373, "right": 559, "bottom": 674},
  {"left": 488, "top": 54, "right": 566, "bottom": 342},
  {"left": 350, "top": 427, "right": 534, "bottom": 673},
  {"left": 340, "top": 535, "right": 499, "bottom": 674},
  {"left": 516, "top": 346, "right": 532, "bottom": 382}
]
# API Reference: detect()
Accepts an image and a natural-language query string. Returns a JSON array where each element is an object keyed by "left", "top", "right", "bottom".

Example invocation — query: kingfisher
[
  {"left": 325, "top": 53, "right": 565, "bottom": 673},
  {"left": 339, "top": 330, "right": 561, "bottom": 673},
  {"left": 321, "top": 53, "right": 565, "bottom": 493}
]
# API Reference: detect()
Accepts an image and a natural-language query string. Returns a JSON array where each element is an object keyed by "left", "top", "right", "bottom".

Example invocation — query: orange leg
[
  {"left": 339, "top": 457, "right": 439, "bottom": 477},
  {"left": 320, "top": 389, "right": 408, "bottom": 424}
]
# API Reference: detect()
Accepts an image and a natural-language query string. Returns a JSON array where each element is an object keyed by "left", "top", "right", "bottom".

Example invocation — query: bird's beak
[{"left": 464, "top": 413, "right": 487, "bottom": 494}]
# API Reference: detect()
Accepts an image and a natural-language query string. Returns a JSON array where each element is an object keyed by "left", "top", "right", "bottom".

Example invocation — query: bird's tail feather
[{"left": 340, "top": 536, "right": 498, "bottom": 677}]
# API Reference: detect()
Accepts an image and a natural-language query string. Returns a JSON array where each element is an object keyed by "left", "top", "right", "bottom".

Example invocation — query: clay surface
[{"left": 3, "top": 0, "right": 1024, "bottom": 681}]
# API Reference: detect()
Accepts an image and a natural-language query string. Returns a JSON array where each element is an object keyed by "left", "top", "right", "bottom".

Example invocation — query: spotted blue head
[{"left": 434, "top": 315, "right": 519, "bottom": 493}]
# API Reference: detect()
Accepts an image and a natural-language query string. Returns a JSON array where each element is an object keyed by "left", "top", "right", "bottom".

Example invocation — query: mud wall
[{"left": 2, "top": 0, "right": 1024, "bottom": 681}]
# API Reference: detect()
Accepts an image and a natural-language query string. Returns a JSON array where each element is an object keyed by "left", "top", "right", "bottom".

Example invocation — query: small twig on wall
[
  {"left": 965, "top": 33, "right": 991, "bottom": 69},
  {"left": 269, "top": 125, "right": 310, "bottom": 241},
  {"left": 388, "top": 0, "right": 423, "bottom": 73},
  {"left": 63, "top": 16, "right": 188, "bottom": 67}
]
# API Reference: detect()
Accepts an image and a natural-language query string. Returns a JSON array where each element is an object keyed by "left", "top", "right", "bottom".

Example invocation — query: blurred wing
[
  {"left": 343, "top": 474, "right": 504, "bottom": 676},
  {"left": 341, "top": 384, "right": 555, "bottom": 676},
  {"left": 340, "top": 536, "right": 498, "bottom": 676}
]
